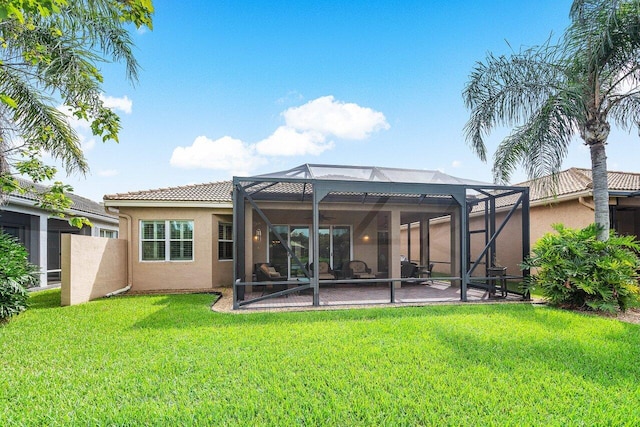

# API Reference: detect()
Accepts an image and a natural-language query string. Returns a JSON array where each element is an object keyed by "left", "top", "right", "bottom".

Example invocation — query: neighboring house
[
  {"left": 424, "top": 168, "right": 640, "bottom": 276},
  {"left": 0, "top": 179, "right": 119, "bottom": 285}
]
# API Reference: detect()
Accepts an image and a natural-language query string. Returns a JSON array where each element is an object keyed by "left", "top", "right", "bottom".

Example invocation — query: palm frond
[
  {"left": 463, "top": 43, "right": 566, "bottom": 162},
  {"left": 57, "top": 0, "right": 141, "bottom": 82},
  {"left": 567, "top": 1, "right": 640, "bottom": 75},
  {"left": 608, "top": 92, "right": 640, "bottom": 131},
  {"left": 492, "top": 95, "right": 577, "bottom": 185},
  {"left": 0, "top": 67, "right": 88, "bottom": 175}
]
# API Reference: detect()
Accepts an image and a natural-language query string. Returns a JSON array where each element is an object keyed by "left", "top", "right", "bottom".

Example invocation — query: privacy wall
[{"left": 61, "top": 234, "right": 126, "bottom": 306}]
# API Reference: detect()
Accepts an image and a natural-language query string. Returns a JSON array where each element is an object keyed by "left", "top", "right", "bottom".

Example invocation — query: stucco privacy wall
[
  {"left": 117, "top": 207, "right": 233, "bottom": 291},
  {"left": 61, "top": 234, "right": 126, "bottom": 306}
]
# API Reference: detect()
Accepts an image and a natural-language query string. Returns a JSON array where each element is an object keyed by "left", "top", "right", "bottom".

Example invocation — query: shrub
[
  {"left": 522, "top": 224, "right": 640, "bottom": 312},
  {"left": 0, "top": 232, "right": 39, "bottom": 322}
]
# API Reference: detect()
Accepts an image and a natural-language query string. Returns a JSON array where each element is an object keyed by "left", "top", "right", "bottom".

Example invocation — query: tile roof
[
  {"left": 8, "top": 178, "right": 116, "bottom": 220},
  {"left": 102, "top": 167, "right": 640, "bottom": 205},
  {"left": 104, "top": 181, "right": 233, "bottom": 202},
  {"left": 517, "top": 167, "right": 640, "bottom": 202}
]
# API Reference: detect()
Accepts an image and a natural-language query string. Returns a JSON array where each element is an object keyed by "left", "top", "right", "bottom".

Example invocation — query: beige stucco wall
[
  {"left": 116, "top": 207, "right": 233, "bottom": 291},
  {"left": 529, "top": 198, "right": 596, "bottom": 243},
  {"left": 429, "top": 197, "right": 597, "bottom": 276},
  {"left": 61, "top": 234, "right": 126, "bottom": 306}
]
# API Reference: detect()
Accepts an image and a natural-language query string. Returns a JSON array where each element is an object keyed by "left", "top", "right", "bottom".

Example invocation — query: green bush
[
  {"left": 0, "top": 232, "right": 39, "bottom": 322},
  {"left": 522, "top": 224, "right": 640, "bottom": 312}
]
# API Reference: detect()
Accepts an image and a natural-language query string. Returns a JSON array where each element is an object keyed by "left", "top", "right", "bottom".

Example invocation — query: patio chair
[
  {"left": 401, "top": 260, "right": 418, "bottom": 278},
  {"left": 345, "top": 260, "right": 377, "bottom": 280},
  {"left": 316, "top": 261, "right": 336, "bottom": 280},
  {"left": 418, "top": 263, "right": 434, "bottom": 283},
  {"left": 255, "top": 263, "right": 288, "bottom": 293}
]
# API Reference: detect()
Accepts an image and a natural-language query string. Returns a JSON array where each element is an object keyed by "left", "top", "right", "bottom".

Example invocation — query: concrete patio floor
[{"left": 238, "top": 280, "right": 525, "bottom": 310}]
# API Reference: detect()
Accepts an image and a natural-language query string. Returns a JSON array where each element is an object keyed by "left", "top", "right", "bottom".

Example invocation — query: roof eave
[
  {"left": 5, "top": 195, "right": 118, "bottom": 223},
  {"left": 103, "top": 199, "right": 233, "bottom": 209}
]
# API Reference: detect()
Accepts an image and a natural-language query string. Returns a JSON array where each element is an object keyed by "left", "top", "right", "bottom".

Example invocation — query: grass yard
[{"left": 2, "top": 290, "right": 640, "bottom": 425}]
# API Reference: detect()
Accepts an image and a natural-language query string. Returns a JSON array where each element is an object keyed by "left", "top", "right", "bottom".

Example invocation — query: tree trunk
[
  {"left": 589, "top": 141, "right": 610, "bottom": 241},
  {"left": 581, "top": 112, "right": 610, "bottom": 241}
]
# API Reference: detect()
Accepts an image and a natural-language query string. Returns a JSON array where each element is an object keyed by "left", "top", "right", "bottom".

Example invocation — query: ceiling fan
[{"left": 303, "top": 212, "right": 336, "bottom": 221}]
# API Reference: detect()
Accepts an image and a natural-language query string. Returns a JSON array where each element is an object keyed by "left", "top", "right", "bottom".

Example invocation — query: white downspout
[
  {"left": 105, "top": 284, "right": 131, "bottom": 297},
  {"left": 104, "top": 208, "right": 134, "bottom": 297}
]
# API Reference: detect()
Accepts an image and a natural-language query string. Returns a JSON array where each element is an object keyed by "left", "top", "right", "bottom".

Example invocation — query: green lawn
[{"left": 2, "top": 290, "right": 639, "bottom": 426}]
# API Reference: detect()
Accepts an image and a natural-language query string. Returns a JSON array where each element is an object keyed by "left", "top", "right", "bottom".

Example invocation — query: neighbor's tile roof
[
  {"left": 519, "top": 167, "right": 640, "bottom": 202},
  {"left": 9, "top": 178, "right": 116, "bottom": 219},
  {"left": 104, "top": 181, "right": 233, "bottom": 202}
]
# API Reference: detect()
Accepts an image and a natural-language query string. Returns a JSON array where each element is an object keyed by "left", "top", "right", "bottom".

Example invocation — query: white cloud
[
  {"left": 170, "top": 96, "right": 389, "bottom": 174},
  {"left": 100, "top": 94, "right": 132, "bottom": 114},
  {"left": 283, "top": 95, "right": 389, "bottom": 140},
  {"left": 58, "top": 105, "right": 91, "bottom": 131},
  {"left": 255, "top": 126, "right": 334, "bottom": 156},
  {"left": 97, "top": 169, "right": 119, "bottom": 177},
  {"left": 170, "top": 135, "right": 266, "bottom": 175},
  {"left": 451, "top": 160, "right": 462, "bottom": 168},
  {"left": 79, "top": 134, "right": 96, "bottom": 152}
]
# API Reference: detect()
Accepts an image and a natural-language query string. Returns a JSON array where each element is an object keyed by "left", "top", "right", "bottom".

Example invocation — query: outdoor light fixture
[
  {"left": 253, "top": 228, "right": 262, "bottom": 242},
  {"left": 362, "top": 234, "right": 370, "bottom": 242}
]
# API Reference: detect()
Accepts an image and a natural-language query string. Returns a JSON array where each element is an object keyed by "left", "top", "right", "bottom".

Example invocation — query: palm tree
[
  {"left": 463, "top": 0, "right": 640, "bottom": 241},
  {"left": 0, "top": 0, "right": 152, "bottom": 209}
]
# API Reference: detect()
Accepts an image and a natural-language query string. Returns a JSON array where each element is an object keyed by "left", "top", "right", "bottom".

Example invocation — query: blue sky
[{"left": 54, "top": 0, "right": 640, "bottom": 201}]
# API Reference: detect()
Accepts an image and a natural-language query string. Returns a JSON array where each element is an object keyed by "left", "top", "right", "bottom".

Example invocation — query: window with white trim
[
  {"left": 141, "top": 220, "right": 193, "bottom": 261},
  {"left": 218, "top": 223, "right": 233, "bottom": 260},
  {"left": 100, "top": 229, "right": 118, "bottom": 238}
]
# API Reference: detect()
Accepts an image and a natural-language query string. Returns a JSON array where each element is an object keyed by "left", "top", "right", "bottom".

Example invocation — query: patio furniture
[
  {"left": 310, "top": 261, "right": 336, "bottom": 280},
  {"left": 401, "top": 261, "right": 418, "bottom": 278},
  {"left": 487, "top": 266, "right": 507, "bottom": 298},
  {"left": 345, "top": 260, "right": 377, "bottom": 280},
  {"left": 417, "top": 263, "right": 434, "bottom": 283},
  {"left": 255, "top": 263, "right": 288, "bottom": 293}
]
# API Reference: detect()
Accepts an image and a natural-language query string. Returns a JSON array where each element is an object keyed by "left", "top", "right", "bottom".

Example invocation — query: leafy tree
[
  {"left": 0, "top": 0, "right": 153, "bottom": 225},
  {"left": 464, "top": 0, "right": 640, "bottom": 241}
]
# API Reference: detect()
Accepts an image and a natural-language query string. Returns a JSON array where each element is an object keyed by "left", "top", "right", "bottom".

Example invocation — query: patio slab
[{"left": 237, "top": 281, "right": 524, "bottom": 311}]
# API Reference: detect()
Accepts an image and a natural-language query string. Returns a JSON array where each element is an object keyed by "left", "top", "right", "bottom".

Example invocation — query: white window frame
[
  {"left": 218, "top": 222, "right": 233, "bottom": 261},
  {"left": 99, "top": 228, "right": 118, "bottom": 239},
  {"left": 140, "top": 220, "right": 194, "bottom": 262}
]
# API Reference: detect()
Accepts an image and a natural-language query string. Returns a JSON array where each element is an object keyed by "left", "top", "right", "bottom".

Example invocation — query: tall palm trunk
[
  {"left": 582, "top": 116, "right": 610, "bottom": 241},
  {"left": 590, "top": 142, "right": 609, "bottom": 241}
]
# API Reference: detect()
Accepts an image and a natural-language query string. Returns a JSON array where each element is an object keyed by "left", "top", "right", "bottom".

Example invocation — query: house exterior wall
[
  {"left": 61, "top": 234, "right": 127, "bottom": 306},
  {"left": 117, "top": 206, "right": 233, "bottom": 291},
  {"left": 428, "top": 198, "right": 596, "bottom": 276}
]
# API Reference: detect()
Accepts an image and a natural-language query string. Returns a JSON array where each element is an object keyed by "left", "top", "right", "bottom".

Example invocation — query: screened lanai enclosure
[{"left": 233, "top": 164, "right": 530, "bottom": 309}]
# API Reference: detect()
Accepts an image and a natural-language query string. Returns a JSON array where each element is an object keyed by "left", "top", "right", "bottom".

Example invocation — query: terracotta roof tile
[
  {"left": 517, "top": 168, "right": 640, "bottom": 202},
  {"left": 103, "top": 168, "right": 640, "bottom": 205},
  {"left": 104, "top": 181, "right": 233, "bottom": 202}
]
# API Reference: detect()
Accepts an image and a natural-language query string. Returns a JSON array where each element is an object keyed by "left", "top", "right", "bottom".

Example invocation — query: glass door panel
[
  {"left": 269, "top": 225, "right": 289, "bottom": 278},
  {"left": 289, "top": 226, "right": 309, "bottom": 278},
  {"left": 332, "top": 226, "right": 351, "bottom": 271},
  {"left": 319, "top": 228, "right": 331, "bottom": 264}
]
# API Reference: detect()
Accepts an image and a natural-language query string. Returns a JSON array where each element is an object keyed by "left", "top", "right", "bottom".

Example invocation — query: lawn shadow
[
  {"left": 131, "top": 292, "right": 537, "bottom": 330},
  {"left": 28, "top": 288, "right": 61, "bottom": 309},
  {"left": 429, "top": 304, "right": 640, "bottom": 389}
]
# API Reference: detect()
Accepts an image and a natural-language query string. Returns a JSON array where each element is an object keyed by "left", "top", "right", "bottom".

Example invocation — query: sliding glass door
[
  {"left": 269, "top": 225, "right": 351, "bottom": 278},
  {"left": 319, "top": 226, "right": 351, "bottom": 270}
]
